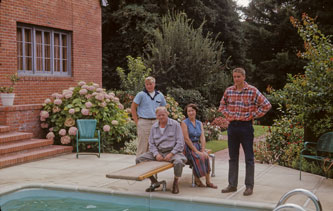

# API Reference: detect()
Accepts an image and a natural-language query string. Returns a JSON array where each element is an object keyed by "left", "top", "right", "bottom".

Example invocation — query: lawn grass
[
  {"left": 221, "top": 125, "right": 269, "bottom": 138},
  {"left": 206, "top": 140, "right": 228, "bottom": 153},
  {"left": 207, "top": 125, "right": 269, "bottom": 153}
]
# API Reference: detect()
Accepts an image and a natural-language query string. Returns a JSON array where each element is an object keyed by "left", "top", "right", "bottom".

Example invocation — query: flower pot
[{"left": 0, "top": 93, "right": 15, "bottom": 106}]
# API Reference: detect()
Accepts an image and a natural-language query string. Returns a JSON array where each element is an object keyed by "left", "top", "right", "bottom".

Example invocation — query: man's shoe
[
  {"left": 145, "top": 183, "right": 160, "bottom": 192},
  {"left": 221, "top": 185, "right": 237, "bottom": 193},
  {"left": 172, "top": 178, "right": 179, "bottom": 194},
  {"left": 243, "top": 187, "right": 253, "bottom": 196}
]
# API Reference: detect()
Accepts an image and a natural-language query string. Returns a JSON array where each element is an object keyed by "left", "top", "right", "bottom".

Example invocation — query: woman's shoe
[
  {"left": 195, "top": 178, "right": 205, "bottom": 187},
  {"left": 206, "top": 182, "right": 218, "bottom": 189}
]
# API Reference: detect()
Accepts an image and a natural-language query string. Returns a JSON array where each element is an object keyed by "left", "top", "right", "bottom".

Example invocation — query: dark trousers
[{"left": 227, "top": 121, "right": 254, "bottom": 188}]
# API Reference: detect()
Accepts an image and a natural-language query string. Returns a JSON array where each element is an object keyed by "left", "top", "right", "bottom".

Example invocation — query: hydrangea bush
[
  {"left": 165, "top": 94, "right": 185, "bottom": 122},
  {"left": 40, "top": 81, "right": 135, "bottom": 152}
]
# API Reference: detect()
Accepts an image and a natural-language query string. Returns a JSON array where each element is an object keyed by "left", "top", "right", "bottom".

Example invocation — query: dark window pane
[
  {"left": 36, "top": 31, "right": 42, "bottom": 44},
  {"left": 25, "top": 29, "right": 31, "bottom": 42},
  {"left": 63, "top": 60, "right": 67, "bottom": 72},
  {"left": 45, "top": 58, "right": 50, "bottom": 72},
  {"left": 62, "top": 34, "right": 67, "bottom": 47},
  {"left": 44, "top": 32, "right": 50, "bottom": 44},
  {"left": 26, "top": 57, "right": 32, "bottom": 71}
]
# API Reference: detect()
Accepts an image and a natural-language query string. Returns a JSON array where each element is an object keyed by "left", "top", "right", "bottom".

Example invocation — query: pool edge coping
[{"left": 0, "top": 183, "right": 276, "bottom": 210}]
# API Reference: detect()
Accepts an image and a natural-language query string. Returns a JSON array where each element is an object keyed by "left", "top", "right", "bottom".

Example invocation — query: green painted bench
[{"left": 299, "top": 132, "right": 333, "bottom": 180}]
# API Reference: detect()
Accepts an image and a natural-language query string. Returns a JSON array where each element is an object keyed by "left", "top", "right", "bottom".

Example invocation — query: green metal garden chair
[{"left": 76, "top": 119, "right": 100, "bottom": 158}]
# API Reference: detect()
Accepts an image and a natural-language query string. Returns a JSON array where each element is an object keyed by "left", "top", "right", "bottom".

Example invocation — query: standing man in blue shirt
[{"left": 131, "top": 76, "right": 167, "bottom": 156}]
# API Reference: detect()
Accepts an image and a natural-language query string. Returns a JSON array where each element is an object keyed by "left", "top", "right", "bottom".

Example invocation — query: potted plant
[{"left": 0, "top": 73, "right": 19, "bottom": 106}]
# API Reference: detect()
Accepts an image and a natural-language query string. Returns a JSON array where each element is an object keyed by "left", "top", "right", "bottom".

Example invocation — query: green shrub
[
  {"left": 40, "top": 81, "right": 136, "bottom": 152},
  {"left": 144, "top": 11, "right": 230, "bottom": 105},
  {"left": 265, "top": 113, "right": 304, "bottom": 164},
  {"left": 165, "top": 94, "right": 185, "bottom": 122},
  {"left": 167, "top": 87, "right": 207, "bottom": 121},
  {"left": 116, "top": 56, "right": 151, "bottom": 95}
]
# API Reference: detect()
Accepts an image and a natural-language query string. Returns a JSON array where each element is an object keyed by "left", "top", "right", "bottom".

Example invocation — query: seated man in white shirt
[{"left": 136, "top": 106, "right": 187, "bottom": 194}]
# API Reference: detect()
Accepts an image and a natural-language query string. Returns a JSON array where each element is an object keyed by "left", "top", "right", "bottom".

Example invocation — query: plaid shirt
[{"left": 219, "top": 82, "right": 271, "bottom": 121}]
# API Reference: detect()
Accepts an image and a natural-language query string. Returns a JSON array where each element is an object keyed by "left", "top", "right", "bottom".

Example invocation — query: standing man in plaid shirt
[{"left": 219, "top": 67, "right": 271, "bottom": 196}]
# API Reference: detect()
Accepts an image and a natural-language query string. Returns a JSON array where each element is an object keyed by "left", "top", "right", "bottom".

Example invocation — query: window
[{"left": 17, "top": 24, "right": 71, "bottom": 76}]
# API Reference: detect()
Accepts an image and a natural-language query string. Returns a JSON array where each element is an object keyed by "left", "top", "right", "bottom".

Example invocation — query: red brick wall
[
  {"left": 0, "top": 104, "right": 45, "bottom": 138},
  {"left": 0, "top": 0, "right": 102, "bottom": 106}
]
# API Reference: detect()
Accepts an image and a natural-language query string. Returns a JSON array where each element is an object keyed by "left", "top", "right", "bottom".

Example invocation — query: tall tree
[
  {"left": 102, "top": 0, "right": 245, "bottom": 90},
  {"left": 145, "top": 11, "right": 231, "bottom": 105},
  {"left": 241, "top": 0, "right": 333, "bottom": 91}
]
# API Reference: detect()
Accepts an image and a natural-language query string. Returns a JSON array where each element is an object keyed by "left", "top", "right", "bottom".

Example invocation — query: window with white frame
[{"left": 17, "top": 24, "right": 71, "bottom": 76}]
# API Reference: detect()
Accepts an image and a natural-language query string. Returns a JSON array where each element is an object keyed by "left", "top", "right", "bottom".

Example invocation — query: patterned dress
[{"left": 184, "top": 118, "right": 211, "bottom": 178}]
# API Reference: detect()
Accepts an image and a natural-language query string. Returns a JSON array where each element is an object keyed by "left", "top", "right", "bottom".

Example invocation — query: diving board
[{"left": 106, "top": 161, "right": 174, "bottom": 191}]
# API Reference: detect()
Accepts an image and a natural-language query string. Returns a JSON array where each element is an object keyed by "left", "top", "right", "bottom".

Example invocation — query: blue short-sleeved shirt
[{"left": 133, "top": 90, "right": 166, "bottom": 118}]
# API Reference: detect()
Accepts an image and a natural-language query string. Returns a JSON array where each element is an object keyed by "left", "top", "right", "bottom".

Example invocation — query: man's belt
[{"left": 140, "top": 117, "right": 156, "bottom": 120}]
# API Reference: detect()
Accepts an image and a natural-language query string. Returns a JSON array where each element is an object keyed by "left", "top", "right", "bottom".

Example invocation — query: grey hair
[
  {"left": 145, "top": 76, "right": 156, "bottom": 83},
  {"left": 232, "top": 67, "right": 246, "bottom": 76}
]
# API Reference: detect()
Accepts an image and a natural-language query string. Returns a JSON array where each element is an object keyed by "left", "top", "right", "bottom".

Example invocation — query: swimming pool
[{"left": 0, "top": 186, "right": 273, "bottom": 211}]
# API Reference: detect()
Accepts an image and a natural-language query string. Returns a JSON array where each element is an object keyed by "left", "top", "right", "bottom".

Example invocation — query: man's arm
[
  {"left": 171, "top": 123, "right": 184, "bottom": 155},
  {"left": 148, "top": 128, "right": 159, "bottom": 157},
  {"left": 131, "top": 102, "right": 139, "bottom": 125},
  {"left": 253, "top": 90, "right": 272, "bottom": 119},
  {"left": 218, "top": 90, "right": 232, "bottom": 121}
]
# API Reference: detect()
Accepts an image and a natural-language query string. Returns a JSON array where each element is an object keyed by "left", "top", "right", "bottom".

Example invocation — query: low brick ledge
[{"left": 0, "top": 104, "right": 43, "bottom": 112}]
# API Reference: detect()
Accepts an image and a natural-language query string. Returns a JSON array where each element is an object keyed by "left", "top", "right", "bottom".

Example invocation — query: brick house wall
[
  {"left": 0, "top": 0, "right": 102, "bottom": 105},
  {"left": 0, "top": 0, "right": 103, "bottom": 136}
]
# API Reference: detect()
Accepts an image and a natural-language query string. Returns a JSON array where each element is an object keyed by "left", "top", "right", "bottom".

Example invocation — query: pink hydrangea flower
[
  {"left": 69, "top": 108, "right": 75, "bottom": 114},
  {"left": 78, "top": 81, "right": 86, "bottom": 86},
  {"left": 69, "top": 87, "right": 75, "bottom": 91},
  {"left": 103, "top": 125, "right": 111, "bottom": 132},
  {"left": 54, "top": 99, "right": 62, "bottom": 105},
  {"left": 41, "top": 123, "right": 49, "bottom": 128},
  {"left": 100, "top": 102, "right": 107, "bottom": 107},
  {"left": 125, "top": 108, "right": 131, "bottom": 113},
  {"left": 81, "top": 84, "right": 89, "bottom": 89},
  {"left": 104, "top": 93, "right": 111, "bottom": 99},
  {"left": 113, "top": 97, "right": 120, "bottom": 103},
  {"left": 59, "top": 129, "right": 67, "bottom": 136},
  {"left": 51, "top": 93, "right": 59, "bottom": 98},
  {"left": 40, "top": 110, "right": 49, "bottom": 118},
  {"left": 95, "top": 93, "right": 104, "bottom": 101},
  {"left": 81, "top": 108, "right": 89, "bottom": 116},
  {"left": 92, "top": 83, "right": 99, "bottom": 88},
  {"left": 96, "top": 88, "right": 103, "bottom": 92},
  {"left": 79, "top": 89, "right": 88, "bottom": 95},
  {"left": 60, "top": 135, "right": 71, "bottom": 145},
  {"left": 68, "top": 127, "right": 78, "bottom": 136},
  {"left": 111, "top": 120, "right": 119, "bottom": 125},
  {"left": 52, "top": 106, "right": 61, "bottom": 113},
  {"left": 109, "top": 92, "right": 115, "bottom": 97},
  {"left": 87, "top": 86, "right": 95, "bottom": 91},
  {"left": 49, "top": 127, "right": 53, "bottom": 132},
  {"left": 118, "top": 103, "right": 124, "bottom": 110},
  {"left": 46, "top": 132, "right": 55, "bottom": 139},
  {"left": 44, "top": 98, "right": 51, "bottom": 104},
  {"left": 105, "top": 99, "right": 110, "bottom": 103},
  {"left": 85, "top": 101, "right": 93, "bottom": 108}
]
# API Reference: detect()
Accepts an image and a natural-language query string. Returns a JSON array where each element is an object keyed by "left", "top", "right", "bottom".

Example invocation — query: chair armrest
[{"left": 300, "top": 142, "right": 317, "bottom": 155}]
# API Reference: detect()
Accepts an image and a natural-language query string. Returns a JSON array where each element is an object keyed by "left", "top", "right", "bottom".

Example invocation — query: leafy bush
[
  {"left": 40, "top": 81, "right": 136, "bottom": 152},
  {"left": 144, "top": 11, "right": 230, "bottom": 103},
  {"left": 116, "top": 56, "right": 151, "bottom": 95},
  {"left": 167, "top": 87, "right": 207, "bottom": 121},
  {"left": 269, "top": 14, "right": 333, "bottom": 140},
  {"left": 165, "top": 94, "right": 185, "bottom": 122},
  {"left": 265, "top": 112, "right": 304, "bottom": 164}
]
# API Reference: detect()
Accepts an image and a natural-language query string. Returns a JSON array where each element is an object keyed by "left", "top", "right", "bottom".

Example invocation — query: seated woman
[{"left": 181, "top": 103, "right": 217, "bottom": 188}]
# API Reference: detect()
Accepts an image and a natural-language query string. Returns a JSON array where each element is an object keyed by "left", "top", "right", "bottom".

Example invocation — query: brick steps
[
  {"left": 0, "top": 125, "right": 73, "bottom": 169},
  {"left": 0, "top": 145, "right": 73, "bottom": 169}
]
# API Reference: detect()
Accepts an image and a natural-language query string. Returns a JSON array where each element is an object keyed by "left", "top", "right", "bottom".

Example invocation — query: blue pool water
[{"left": 0, "top": 188, "right": 270, "bottom": 211}]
